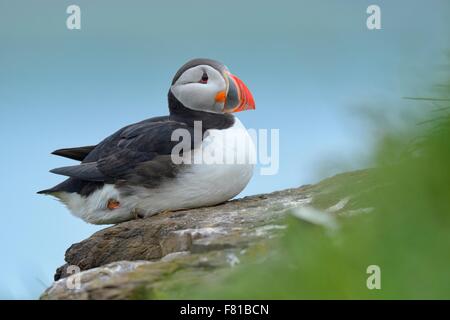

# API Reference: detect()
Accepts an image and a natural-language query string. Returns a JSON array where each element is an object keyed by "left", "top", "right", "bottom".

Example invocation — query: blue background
[{"left": 1, "top": 0, "right": 449, "bottom": 298}]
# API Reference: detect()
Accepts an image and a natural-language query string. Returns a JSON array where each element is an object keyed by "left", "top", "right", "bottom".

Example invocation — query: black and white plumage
[{"left": 38, "top": 59, "right": 256, "bottom": 224}]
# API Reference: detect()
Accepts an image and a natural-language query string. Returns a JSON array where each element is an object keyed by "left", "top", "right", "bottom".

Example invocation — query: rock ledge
[{"left": 41, "top": 170, "right": 371, "bottom": 300}]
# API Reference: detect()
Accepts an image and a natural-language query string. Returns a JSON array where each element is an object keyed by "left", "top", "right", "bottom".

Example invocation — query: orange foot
[{"left": 107, "top": 199, "right": 120, "bottom": 210}]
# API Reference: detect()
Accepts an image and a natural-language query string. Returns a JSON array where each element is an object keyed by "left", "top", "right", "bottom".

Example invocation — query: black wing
[{"left": 48, "top": 117, "right": 196, "bottom": 184}]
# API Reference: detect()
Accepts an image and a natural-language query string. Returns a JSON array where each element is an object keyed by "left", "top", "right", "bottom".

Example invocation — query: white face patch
[{"left": 170, "top": 65, "right": 227, "bottom": 113}]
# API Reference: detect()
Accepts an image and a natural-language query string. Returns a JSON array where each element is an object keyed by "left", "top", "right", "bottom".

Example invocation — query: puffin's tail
[
  {"left": 37, "top": 186, "right": 60, "bottom": 195},
  {"left": 51, "top": 145, "right": 96, "bottom": 161},
  {"left": 37, "top": 178, "right": 76, "bottom": 195},
  {"left": 38, "top": 145, "right": 97, "bottom": 194}
]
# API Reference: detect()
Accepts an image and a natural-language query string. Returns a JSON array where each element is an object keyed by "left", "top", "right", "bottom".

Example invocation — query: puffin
[{"left": 38, "top": 58, "right": 256, "bottom": 224}]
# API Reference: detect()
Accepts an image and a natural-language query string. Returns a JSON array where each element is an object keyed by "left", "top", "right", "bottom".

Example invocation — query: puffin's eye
[{"left": 199, "top": 72, "right": 208, "bottom": 84}]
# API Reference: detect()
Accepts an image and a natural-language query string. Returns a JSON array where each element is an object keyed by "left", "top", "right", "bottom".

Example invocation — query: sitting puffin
[{"left": 38, "top": 58, "right": 256, "bottom": 224}]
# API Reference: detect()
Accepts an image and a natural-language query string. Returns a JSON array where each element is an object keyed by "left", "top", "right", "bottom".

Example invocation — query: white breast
[
  {"left": 59, "top": 118, "right": 255, "bottom": 224},
  {"left": 128, "top": 117, "right": 256, "bottom": 216}
]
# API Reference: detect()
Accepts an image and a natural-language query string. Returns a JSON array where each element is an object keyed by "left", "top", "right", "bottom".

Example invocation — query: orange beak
[{"left": 222, "top": 72, "right": 256, "bottom": 113}]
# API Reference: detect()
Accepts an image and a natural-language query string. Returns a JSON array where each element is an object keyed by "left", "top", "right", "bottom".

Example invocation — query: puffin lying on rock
[{"left": 38, "top": 59, "right": 256, "bottom": 224}]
